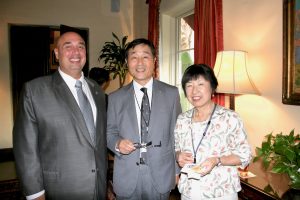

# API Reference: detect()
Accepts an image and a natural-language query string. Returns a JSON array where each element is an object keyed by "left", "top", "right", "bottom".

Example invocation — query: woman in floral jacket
[{"left": 175, "top": 64, "right": 252, "bottom": 200}]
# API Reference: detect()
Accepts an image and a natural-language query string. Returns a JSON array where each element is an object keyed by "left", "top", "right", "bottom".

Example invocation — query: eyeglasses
[{"left": 133, "top": 141, "right": 162, "bottom": 149}]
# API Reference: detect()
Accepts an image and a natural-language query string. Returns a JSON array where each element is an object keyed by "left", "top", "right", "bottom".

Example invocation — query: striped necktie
[
  {"left": 75, "top": 80, "right": 96, "bottom": 145},
  {"left": 140, "top": 87, "right": 151, "bottom": 164}
]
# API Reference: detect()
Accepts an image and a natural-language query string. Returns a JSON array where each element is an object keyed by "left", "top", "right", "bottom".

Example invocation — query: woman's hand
[
  {"left": 198, "top": 157, "right": 218, "bottom": 176},
  {"left": 176, "top": 151, "right": 194, "bottom": 167}
]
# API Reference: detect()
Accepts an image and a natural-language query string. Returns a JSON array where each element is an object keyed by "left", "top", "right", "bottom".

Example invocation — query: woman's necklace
[{"left": 191, "top": 103, "right": 217, "bottom": 163}]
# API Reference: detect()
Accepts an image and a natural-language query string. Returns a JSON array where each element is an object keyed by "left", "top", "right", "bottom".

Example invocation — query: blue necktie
[{"left": 75, "top": 80, "right": 96, "bottom": 145}]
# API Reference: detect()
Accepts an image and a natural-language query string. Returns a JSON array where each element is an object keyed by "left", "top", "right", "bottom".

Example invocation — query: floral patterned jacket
[{"left": 175, "top": 105, "right": 252, "bottom": 199}]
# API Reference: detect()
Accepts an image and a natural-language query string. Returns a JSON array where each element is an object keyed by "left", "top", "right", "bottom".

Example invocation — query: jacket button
[{"left": 92, "top": 169, "right": 96, "bottom": 173}]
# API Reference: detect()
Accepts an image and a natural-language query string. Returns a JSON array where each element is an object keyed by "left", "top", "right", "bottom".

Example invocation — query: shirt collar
[
  {"left": 133, "top": 78, "right": 153, "bottom": 92},
  {"left": 58, "top": 67, "right": 85, "bottom": 88}
]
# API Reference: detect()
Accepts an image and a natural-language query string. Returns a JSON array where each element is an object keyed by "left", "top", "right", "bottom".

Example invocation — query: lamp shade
[{"left": 213, "top": 50, "right": 259, "bottom": 95}]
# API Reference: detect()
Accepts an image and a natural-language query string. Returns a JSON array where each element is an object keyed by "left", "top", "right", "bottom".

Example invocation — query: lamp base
[{"left": 229, "top": 94, "right": 235, "bottom": 111}]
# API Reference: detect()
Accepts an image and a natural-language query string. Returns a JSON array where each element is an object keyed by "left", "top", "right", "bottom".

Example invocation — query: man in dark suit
[
  {"left": 13, "top": 31, "right": 107, "bottom": 200},
  {"left": 107, "top": 38, "right": 182, "bottom": 200}
]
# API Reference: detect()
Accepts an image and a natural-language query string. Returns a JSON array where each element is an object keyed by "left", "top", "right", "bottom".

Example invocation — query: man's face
[
  {"left": 127, "top": 44, "right": 155, "bottom": 86},
  {"left": 54, "top": 32, "right": 86, "bottom": 79}
]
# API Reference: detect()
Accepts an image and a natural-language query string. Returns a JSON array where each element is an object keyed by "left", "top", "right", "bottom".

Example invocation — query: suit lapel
[
  {"left": 52, "top": 72, "right": 95, "bottom": 147},
  {"left": 86, "top": 78, "right": 106, "bottom": 148},
  {"left": 125, "top": 83, "right": 140, "bottom": 141},
  {"left": 148, "top": 80, "right": 164, "bottom": 136}
]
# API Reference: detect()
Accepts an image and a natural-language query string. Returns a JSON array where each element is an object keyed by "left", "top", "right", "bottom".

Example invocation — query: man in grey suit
[
  {"left": 13, "top": 31, "right": 107, "bottom": 200},
  {"left": 107, "top": 38, "right": 182, "bottom": 200}
]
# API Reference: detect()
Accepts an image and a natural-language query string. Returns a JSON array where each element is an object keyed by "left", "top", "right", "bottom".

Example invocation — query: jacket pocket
[{"left": 43, "top": 170, "right": 59, "bottom": 182}]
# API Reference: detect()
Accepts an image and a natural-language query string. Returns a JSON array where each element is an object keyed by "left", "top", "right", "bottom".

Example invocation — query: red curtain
[
  {"left": 147, "top": 0, "right": 161, "bottom": 78},
  {"left": 194, "top": 0, "right": 225, "bottom": 106}
]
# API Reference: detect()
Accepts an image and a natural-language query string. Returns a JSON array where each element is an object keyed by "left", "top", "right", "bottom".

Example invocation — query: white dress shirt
[
  {"left": 59, "top": 68, "right": 97, "bottom": 124},
  {"left": 133, "top": 78, "right": 153, "bottom": 141}
]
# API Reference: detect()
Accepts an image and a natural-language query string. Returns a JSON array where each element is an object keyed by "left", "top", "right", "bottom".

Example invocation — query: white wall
[
  {"left": 0, "top": 0, "right": 148, "bottom": 148},
  {"left": 133, "top": 0, "right": 149, "bottom": 39},
  {"left": 223, "top": 0, "right": 300, "bottom": 152}
]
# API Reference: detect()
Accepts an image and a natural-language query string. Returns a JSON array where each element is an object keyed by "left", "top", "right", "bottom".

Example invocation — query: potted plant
[
  {"left": 98, "top": 32, "right": 129, "bottom": 87},
  {"left": 253, "top": 129, "right": 300, "bottom": 192}
]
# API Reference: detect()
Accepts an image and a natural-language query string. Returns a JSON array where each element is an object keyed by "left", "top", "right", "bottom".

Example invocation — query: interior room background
[{"left": 0, "top": 0, "right": 299, "bottom": 158}]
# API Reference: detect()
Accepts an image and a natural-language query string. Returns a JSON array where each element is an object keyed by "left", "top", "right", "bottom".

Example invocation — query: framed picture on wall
[
  {"left": 283, "top": 0, "right": 300, "bottom": 105},
  {"left": 50, "top": 30, "right": 60, "bottom": 71}
]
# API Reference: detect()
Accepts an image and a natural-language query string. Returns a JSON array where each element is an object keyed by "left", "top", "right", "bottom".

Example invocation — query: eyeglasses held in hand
[{"left": 133, "top": 141, "right": 162, "bottom": 149}]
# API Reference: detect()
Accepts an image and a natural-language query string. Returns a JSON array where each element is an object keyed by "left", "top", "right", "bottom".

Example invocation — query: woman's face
[{"left": 185, "top": 75, "right": 213, "bottom": 108}]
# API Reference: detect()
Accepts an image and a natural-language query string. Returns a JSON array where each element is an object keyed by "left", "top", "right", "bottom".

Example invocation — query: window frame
[{"left": 159, "top": 8, "right": 194, "bottom": 111}]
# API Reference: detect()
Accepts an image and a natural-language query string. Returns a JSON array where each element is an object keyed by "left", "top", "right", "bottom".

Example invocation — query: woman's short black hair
[
  {"left": 181, "top": 64, "right": 218, "bottom": 96},
  {"left": 125, "top": 38, "right": 156, "bottom": 59}
]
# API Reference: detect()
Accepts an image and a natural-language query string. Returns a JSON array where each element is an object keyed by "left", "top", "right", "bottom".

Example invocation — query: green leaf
[
  {"left": 271, "top": 163, "right": 287, "bottom": 174},
  {"left": 112, "top": 32, "right": 120, "bottom": 44},
  {"left": 122, "top": 36, "right": 128, "bottom": 47},
  {"left": 264, "top": 184, "right": 273, "bottom": 193},
  {"left": 290, "top": 181, "right": 300, "bottom": 189},
  {"left": 261, "top": 141, "right": 271, "bottom": 152},
  {"left": 98, "top": 32, "right": 129, "bottom": 86},
  {"left": 253, "top": 156, "right": 260, "bottom": 163},
  {"left": 262, "top": 157, "right": 271, "bottom": 169},
  {"left": 284, "top": 148, "right": 296, "bottom": 162}
]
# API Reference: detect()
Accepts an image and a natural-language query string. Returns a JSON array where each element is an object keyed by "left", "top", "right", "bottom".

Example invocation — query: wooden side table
[
  {"left": 239, "top": 177, "right": 279, "bottom": 200},
  {"left": 238, "top": 162, "right": 289, "bottom": 200}
]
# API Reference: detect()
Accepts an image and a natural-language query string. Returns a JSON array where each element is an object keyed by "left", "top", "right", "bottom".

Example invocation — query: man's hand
[
  {"left": 176, "top": 151, "right": 194, "bottom": 168},
  {"left": 175, "top": 174, "right": 180, "bottom": 185},
  {"left": 117, "top": 139, "right": 136, "bottom": 154},
  {"left": 34, "top": 194, "right": 45, "bottom": 200}
]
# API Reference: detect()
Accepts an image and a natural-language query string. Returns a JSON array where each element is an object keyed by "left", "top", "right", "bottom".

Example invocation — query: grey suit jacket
[
  {"left": 107, "top": 80, "right": 182, "bottom": 197},
  {"left": 13, "top": 71, "right": 107, "bottom": 200}
]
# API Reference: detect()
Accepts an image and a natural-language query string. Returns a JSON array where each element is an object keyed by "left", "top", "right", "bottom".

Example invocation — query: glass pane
[
  {"left": 179, "top": 14, "right": 194, "bottom": 51},
  {"left": 177, "top": 85, "right": 193, "bottom": 112},
  {"left": 177, "top": 50, "right": 194, "bottom": 84},
  {"left": 177, "top": 49, "right": 194, "bottom": 112}
]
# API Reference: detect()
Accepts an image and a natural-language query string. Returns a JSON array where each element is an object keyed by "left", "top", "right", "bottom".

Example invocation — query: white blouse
[{"left": 175, "top": 105, "right": 252, "bottom": 199}]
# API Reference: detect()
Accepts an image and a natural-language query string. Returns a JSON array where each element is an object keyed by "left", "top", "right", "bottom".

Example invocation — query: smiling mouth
[
  {"left": 136, "top": 68, "right": 146, "bottom": 72},
  {"left": 192, "top": 96, "right": 201, "bottom": 101},
  {"left": 70, "top": 58, "right": 80, "bottom": 62}
]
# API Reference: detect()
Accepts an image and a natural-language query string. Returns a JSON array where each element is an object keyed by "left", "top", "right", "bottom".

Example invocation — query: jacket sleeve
[
  {"left": 106, "top": 93, "right": 123, "bottom": 157},
  {"left": 13, "top": 83, "right": 44, "bottom": 196},
  {"left": 172, "top": 88, "right": 182, "bottom": 175}
]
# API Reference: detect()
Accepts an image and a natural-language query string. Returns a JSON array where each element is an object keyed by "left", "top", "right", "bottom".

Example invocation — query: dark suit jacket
[
  {"left": 13, "top": 71, "right": 107, "bottom": 200},
  {"left": 107, "top": 80, "right": 182, "bottom": 197}
]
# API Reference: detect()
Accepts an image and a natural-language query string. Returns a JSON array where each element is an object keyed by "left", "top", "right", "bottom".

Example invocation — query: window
[
  {"left": 159, "top": 4, "right": 194, "bottom": 112},
  {"left": 175, "top": 12, "right": 194, "bottom": 111}
]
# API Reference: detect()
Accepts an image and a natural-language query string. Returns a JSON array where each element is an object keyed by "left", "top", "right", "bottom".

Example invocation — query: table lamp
[{"left": 213, "top": 50, "right": 259, "bottom": 110}]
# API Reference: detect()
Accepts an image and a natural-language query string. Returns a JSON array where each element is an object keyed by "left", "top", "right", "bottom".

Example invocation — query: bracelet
[{"left": 217, "top": 157, "right": 222, "bottom": 166}]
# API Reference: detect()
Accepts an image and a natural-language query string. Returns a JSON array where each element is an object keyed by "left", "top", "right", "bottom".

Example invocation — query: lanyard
[{"left": 190, "top": 103, "right": 216, "bottom": 163}]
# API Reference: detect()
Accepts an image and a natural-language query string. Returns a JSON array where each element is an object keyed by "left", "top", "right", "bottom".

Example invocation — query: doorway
[{"left": 9, "top": 24, "right": 89, "bottom": 119}]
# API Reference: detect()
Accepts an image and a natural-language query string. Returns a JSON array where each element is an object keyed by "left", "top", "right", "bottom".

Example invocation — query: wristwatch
[{"left": 216, "top": 157, "right": 222, "bottom": 166}]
